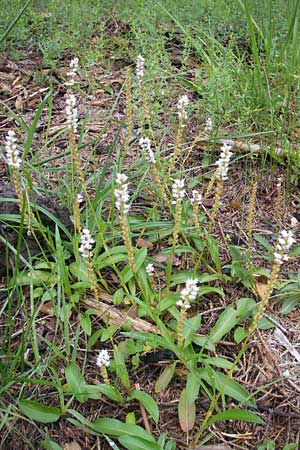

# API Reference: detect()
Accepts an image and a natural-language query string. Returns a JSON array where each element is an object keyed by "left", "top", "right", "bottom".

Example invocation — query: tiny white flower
[
  {"left": 177, "top": 95, "right": 189, "bottom": 123},
  {"left": 205, "top": 117, "right": 213, "bottom": 131},
  {"left": 172, "top": 179, "right": 185, "bottom": 204},
  {"left": 139, "top": 137, "right": 156, "bottom": 164},
  {"left": 79, "top": 228, "right": 95, "bottom": 259},
  {"left": 215, "top": 143, "right": 233, "bottom": 180},
  {"left": 290, "top": 216, "right": 298, "bottom": 228},
  {"left": 66, "top": 92, "right": 78, "bottom": 132},
  {"left": 66, "top": 57, "right": 79, "bottom": 86},
  {"left": 191, "top": 190, "right": 202, "bottom": 206},
  {"left": 176, "top": 299, "right": 191, "bottom": 309},
  {"left": 115, "top": 172, "right": 130, "bottom": 214},
  {"left": 96, "top": 349, "right": 110, "bottom": 367},
  {"left": 77, "top": 193, "right": 84, "bottom": 204},
  {"left": 136, "top": 54, "right": 145, "bottom": 85},
  {"left": 5, "top": 130, "right": 22, "bottom": 169},
  {"left": 274, "top": 229, "right": 295, "bottom": 265},
  {"left": 146, "top": 263, "right": 155, "bottom": 276}
]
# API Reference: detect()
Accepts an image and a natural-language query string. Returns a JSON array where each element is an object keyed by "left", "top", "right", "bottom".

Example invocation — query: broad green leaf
[
  {"left": 155, "top": 362, "right": 177, "bottom": 393},
  {"left": 183, "top": 315, "right": 201, "bottom": 348},
  {"left": 41, "top": 439, "right": 63, "bottom": 450},
  {"left": 114, "top": 345, "right": 130, "bottom": 389},
  {"left": 186, "top": 372, "right": 201, "bottom": 403},
  {"left": 118, "top": 435, "right": 162, "bottom": 450},
  {"left": 16, "top": 270, "right": 57, "bottom": 286},
  {"left": 236, "top": 298, "right": 257, "bottom": 321},
  {"left": 65, "top": 364, "right": 87, "bottom": 402},
  {"left": 96, "top": 253, "right": 128, "bottom": 270},
  {"left": 203, "top": 356, "right": 235, "bottom": 370},
  {"left": 131, "top": 390, "right": 159, "bottom": 423},
  {"left": 91, "top": 418, "right": 155, "bottom": 441},
  {"left": 79, "top": 313, "right": 92, "bottom": 336},
  {"left": 19, "top": 400, "right": 60, "bottom": 423},
  {"left": 197, "top": 368, "right": 256, "bottom": 407},
  {"left": 208, "top": 306, "right": 238, "bottom": 343},
  {"left": 178, "top": 388, "right": 195, "bottom": 432},
  {"left": 206, "top": 408, "right": 265, "bottom": 427},
  {"left": 83, "top": 384, "right": 124, "bottom": 403},
  {"left": 234, "top": 327, "right": 248, "bottom": 344},
  {"left": 206, "top": 235, "right": 222, "bottom": 272}
]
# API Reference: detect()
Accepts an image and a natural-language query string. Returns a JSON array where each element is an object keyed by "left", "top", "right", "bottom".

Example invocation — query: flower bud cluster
[
  {"left": 274, "top": 230, "right": 295, "bottom": 265},
  {"left": 215, "top": 143, "right": 233, "bottom": 180},
  {"left": 176, "top": 279, "right": 199, "bottom": 309},
  {"left": 171, "top": 179, "right": 185, "bottom": 204},
  {"left": 115, "top": 173, "right": 130, "bottom": 214},
  {"left": 139, "top": 137, "right": 156, "bottom": 164},
  {"left": 66, "top": 57, "right": 79, "bottom": 86},
  {"left": 5, "top": 130, "right": 22, "bottom": 169},
  {"left": 66, "top": 93, "right": 78, "bottom": 132},
  {"left": 79, "top": 228, "right": 95, "bottom": 259},
  {"left": 96, "top": 349, "right": 110, "bottom": 367},
  {"left": 191, "top": 190, "right": 202, "bottom": 206},
  {"left": 136, "top": 54, "right": 145, "bottom": 85},
  {"left": 177, "top": 95, "right": 189, "bottom": 123}
]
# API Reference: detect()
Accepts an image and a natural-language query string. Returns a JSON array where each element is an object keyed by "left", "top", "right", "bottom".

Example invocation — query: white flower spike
[
  {"left": 191, "top": 190, "right": 202, "bottom": 206},
  {"left": 139, "top": 137, "right": 156, "bottom": 164},
  {"left": 146, "top": 263, "right": 155, "bottom": 276},
  {"left": 176, "top": 279, "right": 199, "bottom": 309},
  {"left": 5, "top": 130, "right": 22, "bottom": 169},
  {"left": 172, "top": 179, "right": 185, "bottom": 204},
  {"left": 96, "top": 349, "right": 110, "bottom": 367},
  {"left": 136, "top": 54, "right": 145, "bottom": 85},
  {"left": 177, "top": 95, "right": 189, "bottom": 123},
  {"left": 115, "top": 173, "right": 130, "bottom": 214},
  {"left": 215, "top": 143, "right": 233, "bottom": 181},
  {"left": 66, "top": 93, "right": 78, "bottom": 132},
  {"left": 79, "top": 228, "right": 95, "bottom": 259},
  {"left": 66, "top": 57, "right": 79, "bottom": 86},
  {"left": 274, "top": 229, "right": 295, "bottom": 265}
]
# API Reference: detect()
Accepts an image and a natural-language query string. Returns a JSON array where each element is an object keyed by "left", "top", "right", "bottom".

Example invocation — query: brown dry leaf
[
  {"left": 40, "top": 301, "right": 54, "bottom": 315},
  {"left": 136, "top": 237, "right": 154, "bottom": 250},
  {"left": 15, "top": 95, "right": 23, "bottom": 111},
  {"left": 63, "top": 442, "right": 82, "bottom": 450},
  {"left": 228, "top": 199, "right": 242, "bottom": 210}
]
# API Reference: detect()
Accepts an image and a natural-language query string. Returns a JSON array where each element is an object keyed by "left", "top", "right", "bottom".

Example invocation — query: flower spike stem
[
  {"left": 208, "top": 178, "right": 223, "bottom": 232},
  {"left": 123, "top": 69, "right": 133, "bottom": 159},
  {"left": 247, "top": 180, "right": 257, "bottom": 250}
]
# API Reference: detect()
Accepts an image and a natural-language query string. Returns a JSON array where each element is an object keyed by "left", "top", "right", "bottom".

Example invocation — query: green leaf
[
  {"left": 234, "top": 327, "right": 248, "bottom": 344},
  {"left": 206, "top": 235, "right": 222, "bottom": 272},
  {"left": 183, "top": 315, "right": 201, "bottom": 348},
  {"left": 118, "top": 436, "right": 162, "bottom": 450},
  {"left": 84, "top": 384, "right": 124, "bottom": 403},
  {"left": 91, "top": 418, "right": 155, "bottom": 441},
  {"left": 197, "top": 368, "right": 256, "bottom": 407},
  {"left": 19, "top": 400, "right": 60, "bottom": 423},
  {"left": 41, "top": 439, "right": 63, "bottom": 450},
  {"left": 65, "top": 363, "right": 87, "bottom": 402},
  {"left": 154, "top": 362, "right": 177, "bottom": 393},
  {"left": 186, "top": 372, "right": 201, "bottom": 403},
  {"left": 202, "top": 356, "right": 235, "bottom": 370},
  {"left": 178, "top": 388, "right": 195, "bottom": 432},
  {"left": 79, "top": 313, "right": 92, "bottom": 336},
  {"left": 208, "top": 306, "right": 238, "bottom": 343},
  {"left": 130, "top": 390, "right": 159, "bottom": 423},
  {"left": 206, "top": 408, "right": 265, "bottom": 427},
  {"left": 114, "top": 345, "right": 130, "bottom": 389}
]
